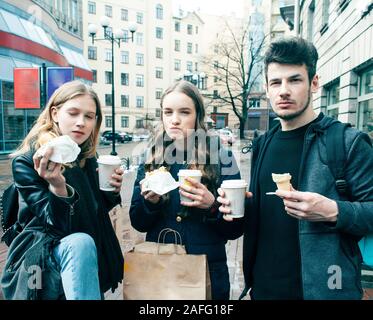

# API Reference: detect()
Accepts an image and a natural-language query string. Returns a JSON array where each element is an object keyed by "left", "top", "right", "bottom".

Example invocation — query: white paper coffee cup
[
  {"left": 178, "top": 169, "right": 202, "bottom": 203},
  {"left": 221, "top": 179, "right": 247, "bottom": 218},
  {"left": 97, "top": 155, "right": 121, "bottom": 191}
]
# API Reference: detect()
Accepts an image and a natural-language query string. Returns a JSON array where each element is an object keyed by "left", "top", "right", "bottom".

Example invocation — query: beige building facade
[
  {"left": 83, "top": 0, "right": 174, "bottom": 134},
  {"left": 83, "top": 0, "right": 270, "bottom": 134},
  {"left": 296, "top": 0, "right": 372, "bottom": 140}
]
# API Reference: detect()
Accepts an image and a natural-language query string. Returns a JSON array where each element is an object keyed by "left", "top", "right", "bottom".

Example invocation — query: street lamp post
[{"left": 88, "top": 17, "right": 136, "bottom": 156}]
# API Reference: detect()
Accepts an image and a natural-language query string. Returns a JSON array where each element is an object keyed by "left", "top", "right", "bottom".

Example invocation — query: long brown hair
[
  {"left": 11, "top": 80, "right": 102, "bottom": 167},
  {"left": 145, "top": 80, "right": 220, "bottom": 194}
]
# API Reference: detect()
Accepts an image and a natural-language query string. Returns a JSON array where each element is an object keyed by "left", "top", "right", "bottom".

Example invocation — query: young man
[{"left": 218, "top": 37, "right": 373, "bottom": 299}]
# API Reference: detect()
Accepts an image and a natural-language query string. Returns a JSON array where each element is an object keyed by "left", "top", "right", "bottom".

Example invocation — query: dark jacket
[
  {"left": 243, "top": 113, "right": 373, "bottom": 299},
  {"left": 1, "top": 150, "right": 124, "bottom": 299},
  {"left": 129, "top": 149, "right": 243, "bottom": 299}
]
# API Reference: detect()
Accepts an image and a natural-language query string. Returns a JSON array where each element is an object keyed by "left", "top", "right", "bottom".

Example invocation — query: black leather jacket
[{"left": 1, "top": 150, "right": 123, "bottom": 298}]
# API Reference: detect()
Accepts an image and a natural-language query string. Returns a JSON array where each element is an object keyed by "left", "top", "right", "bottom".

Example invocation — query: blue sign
[{"left": 47, "top": 67, "right": 74, "bottom": 101}]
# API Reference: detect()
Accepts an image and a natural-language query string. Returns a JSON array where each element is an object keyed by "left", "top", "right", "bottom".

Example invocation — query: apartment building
[
  {"left": 83, "top": 0, "right": 174, "bottom": 134},
  {"left": 294, "top": 0, "right": 372, "bottom": 140},
  {"left": 83, "top": 0, "right": 255, "bottom": 134}
]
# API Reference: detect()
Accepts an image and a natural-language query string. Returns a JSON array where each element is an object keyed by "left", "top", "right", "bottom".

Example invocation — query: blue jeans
[{"left": 41, "top": 232, "right": 101, "bottom": 300}]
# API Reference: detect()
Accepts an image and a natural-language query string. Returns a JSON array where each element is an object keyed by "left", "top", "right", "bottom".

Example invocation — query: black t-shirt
[{"left": 251, "top": 122, "right": 314, "bottom": 300}]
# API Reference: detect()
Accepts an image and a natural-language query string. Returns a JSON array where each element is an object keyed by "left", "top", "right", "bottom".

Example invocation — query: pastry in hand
[{"left": 272, "top": 173, "right": 292, "bottom": 191}]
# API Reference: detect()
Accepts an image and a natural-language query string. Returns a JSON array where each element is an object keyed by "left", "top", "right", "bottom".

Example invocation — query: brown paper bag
[{"left": 123, "top": 228, "right": 211, "bottom": 300}]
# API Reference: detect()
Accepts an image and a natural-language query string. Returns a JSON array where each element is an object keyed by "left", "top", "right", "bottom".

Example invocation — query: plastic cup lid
[
  {"left": 177, "top": 169, "right": 202, "bottom": 177},
  {"left": 97, "top": 155, "right": 121, "bottom": 165},
  {"left": 221, "top": 179, "right": 247, "bottom": 188}
]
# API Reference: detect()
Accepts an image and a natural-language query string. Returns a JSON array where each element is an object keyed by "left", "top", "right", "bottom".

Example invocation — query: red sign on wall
[{"left": 14, "top": 68, "right": 40, "bottom": 109}]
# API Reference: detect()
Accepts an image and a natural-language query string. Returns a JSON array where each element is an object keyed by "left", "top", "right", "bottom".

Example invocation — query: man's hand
[
  {"left": 217, "top": 188, "right": 252, "bottom": 221},
  {"left": 275, "top": 189, "right": 339, "bottom": 222}
]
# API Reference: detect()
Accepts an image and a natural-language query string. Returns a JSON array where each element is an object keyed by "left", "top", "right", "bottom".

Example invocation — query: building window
[
  {"left": 105, "top": 49, "right": 112, "bottom": 62},
  {"left": 136, "top": 96, "right": 144, "bottom": 108},
  {"left": 321, "top": 0, "right": 330, "bottom": 33},
  {"left": 156, "top": 4, "right": 163, "bottom": 19},
  {"left": 105, "top": 27, "right": 113, "bottom": 37},
  {"left": 249, "top": 98, "right": 260, "bottom": 108},
  {"left": 137, "top": 12, "right": 143, "bottom": 24},
  {"left": 156, "top": 89, "right": 162, "bottom": 99},
  {"left": 195, "top": 44, "right": 199, "bottom": 54},
  {"left": 88, "top": 1, "right": 96, "bottom": 14},
  {"left": 175, "top": 21, "right": 180, "bottom": 32},
  {"left": 105, "top": 94, "right": 112, "bottom": 106},
  {"left": 214, "top": 60, "right": 219, "bottom": 69},
  {"left": 105, "top": 71, "right": 112, "bottom": 84},
  {"left": 325, "top": 81, "right": 340, "bottom": 119},
  {"left": 136, "top": 119, "right": 144, "bottom": 128},
  {"left": 105, "top": 5, "right": 112, "bottom": 17},
  {"left": 136, "top": 53, "right": 144, "bottom": 66},
  {"left": 307, "top": 0, "right": 315, "bottom": 42},
  {"left": 105, "top": 116, "right": 112, "bottom": 128},
  {"left": 121, "top": 51, "right": 129, "bottom": 64},
  {"left": 92, "top": 69, "right": 97, "bottom": 83},
  {"left": 214, "top": 76, "right": 218, "bottom": 83},
  {"left": 155, "top": 67, "right": 163, "bottom": 79},
  {"left": 156, "top": 108, "right": 161, "bottom": 117},
  {"left": 121, "top": 9, "right": 128, "bottom": 21},
  {"left": 174, "top": 59, "right": 181, "bottom": 71},
  {"left": 213, "top": 90, "right": 219, "bottom": 99},
  {"left": 339, "top": 0, "right": 350, "bottom": 12},
  {"left": 121, "top": 73, "right": 129, "bottom": 86},
  {"left": 136, "top": 74, "right": 144, "bottom": 87},
  {"left": 122, "top": 29, "right": 129, "bottom": 43},
  {"left": 156, "top": 27, "right": 163, "bottom": 39},
  {"left": 136, "top": 33, "right": 143, "bottom": 46},
  {"left": 121, "top": 116, "right": 129, "bottom": 128},
  {"left": 326, "top": 81, "right": 340, "bottom": 106},
  {"left": 360, "top": 66, "right": 373, "bottom": 95},
  {"left": 358, "top": 66, "right": 373, "bottom": 140},
  {"left": 187, "top": 42, "right": 193, "bottom": 54},
  {"left": 194, "top": 62, "right": 198, "bottom": 72},
  {"left": 121, "top": 95, "right": 129, "bottom": 108},
  {"left": 174, "top": 39, "right": 180, "bottom": 51},
  {"left": 187, "top": 24, "right": 193, "bottom": 35},
  {"left": 195, "top": 26, "right": 199, "bottom": 34},
  {"left": 156, "top": 47, "right": 163, "bottom": 59},
  {"left": 186, "top": 61, "right": 193, "bottom": 72},
  {"left": 88, "top": 46, "right": 97, "bottom": 60}
]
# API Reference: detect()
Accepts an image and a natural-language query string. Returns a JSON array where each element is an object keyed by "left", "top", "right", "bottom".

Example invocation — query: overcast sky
[{"left": 172, "top": 0, "right": 245, "bottom": 18}]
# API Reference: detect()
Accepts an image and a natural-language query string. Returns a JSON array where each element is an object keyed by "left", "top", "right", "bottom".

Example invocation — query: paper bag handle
[{"left": 157, "top": 228, "right": 183, "bottom": 246}]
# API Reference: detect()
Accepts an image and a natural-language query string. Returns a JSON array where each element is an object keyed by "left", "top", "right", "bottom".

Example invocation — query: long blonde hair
[
  {"left": 11, "top": 80, "right": 102, "bottom": 167},
  {"left": 145, "top": 80, "right": 220, "bottom": 194}
]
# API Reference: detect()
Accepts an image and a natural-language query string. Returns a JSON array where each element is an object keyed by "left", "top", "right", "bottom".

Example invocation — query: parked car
[
  {"left": 218, "top": 128, "right": 236, "bottom": 146},
  {"left": 118, "top": 131, "right": 133, "bottom": 142},
  {"left": 102, "top": 131, "right": 125, "bottom": 143},
  {"left": 133, "top": 129, "right": 151, "bottom": 141},
  {"left": 99, "top": 135, "right": 110, "bottom": 145}
]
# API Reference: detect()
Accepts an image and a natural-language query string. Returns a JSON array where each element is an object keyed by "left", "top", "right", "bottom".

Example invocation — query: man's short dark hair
[{"left": 264, "top": 37, "right": 319, "bottom": 83}]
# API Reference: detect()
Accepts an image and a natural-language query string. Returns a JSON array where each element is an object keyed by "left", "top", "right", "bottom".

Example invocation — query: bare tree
[{"left": 203, "top": 20, "right": 267, "bottom": 139}]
